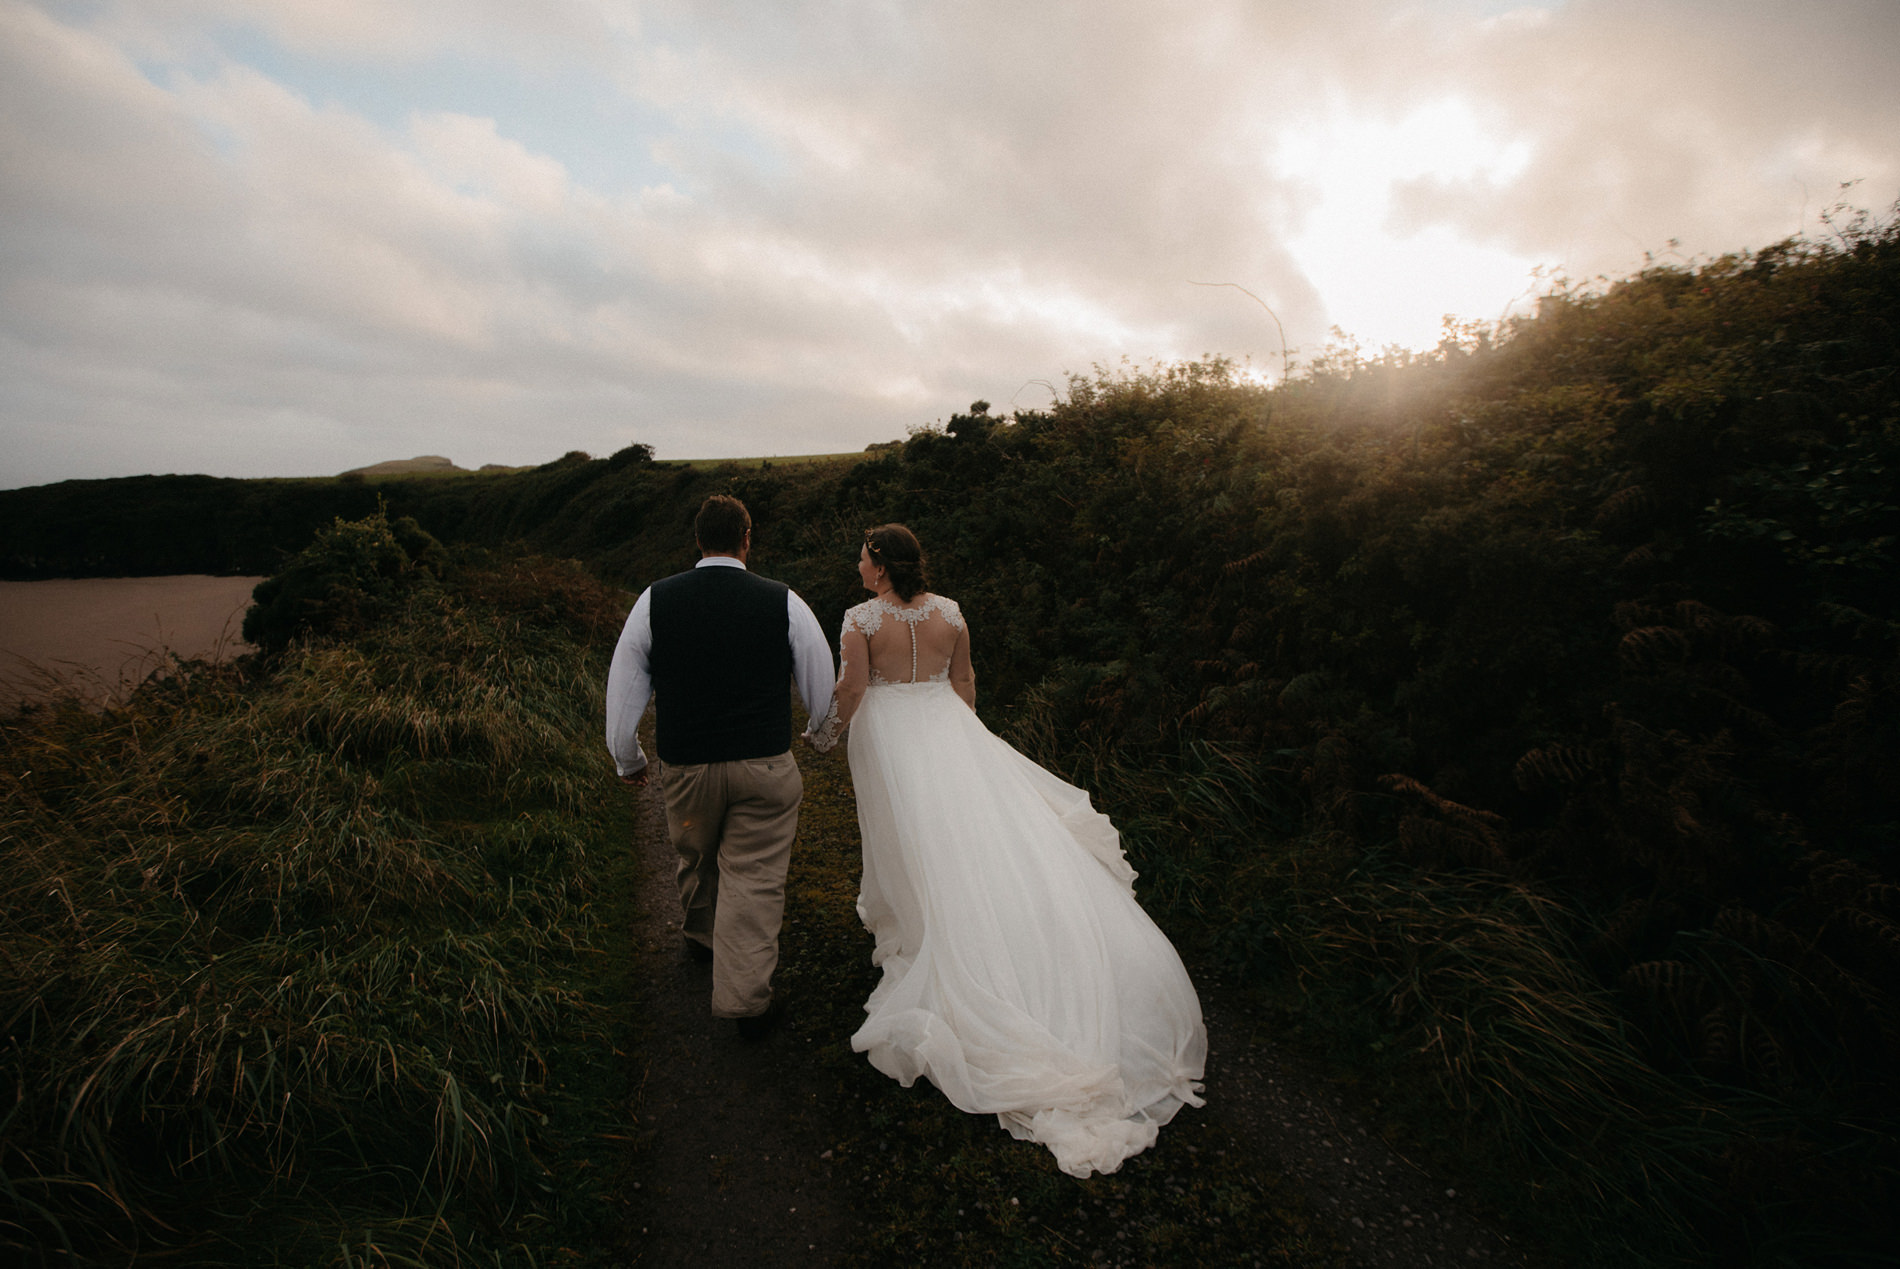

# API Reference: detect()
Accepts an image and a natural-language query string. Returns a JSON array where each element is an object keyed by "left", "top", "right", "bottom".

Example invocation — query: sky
[{"left": 2, "top": 0, "right": 1896, "bottom": 487}]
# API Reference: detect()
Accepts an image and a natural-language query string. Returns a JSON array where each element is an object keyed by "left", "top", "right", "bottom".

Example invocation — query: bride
[{"left": 807, "top": 524, "right": 1205, "bottom": 1178}]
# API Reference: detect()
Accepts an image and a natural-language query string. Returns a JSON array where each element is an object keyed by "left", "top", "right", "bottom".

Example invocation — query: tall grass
[{"left": 0, "top": 557, "right": 625, "bottom": 1265}]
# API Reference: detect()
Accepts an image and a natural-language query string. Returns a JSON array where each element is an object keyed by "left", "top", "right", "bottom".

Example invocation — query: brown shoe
[{"left": 735, "top": 996, "right": 786, "bottom": 1041}]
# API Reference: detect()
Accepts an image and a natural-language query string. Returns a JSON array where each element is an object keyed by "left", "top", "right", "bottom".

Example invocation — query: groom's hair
[{"left": 695, "top": 495, "right": 752, "bottom": 554}]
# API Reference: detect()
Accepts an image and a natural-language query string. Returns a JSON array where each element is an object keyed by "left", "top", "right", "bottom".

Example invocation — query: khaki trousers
[{"left": 658, "top": 750, "right": 803, "bottom": 1018}]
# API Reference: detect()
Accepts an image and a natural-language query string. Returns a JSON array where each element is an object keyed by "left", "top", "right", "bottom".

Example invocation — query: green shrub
[{"left": 242, "top": 506, "right": 447, "bottom": 654}]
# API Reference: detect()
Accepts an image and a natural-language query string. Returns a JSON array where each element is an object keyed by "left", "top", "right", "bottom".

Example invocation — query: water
[{"left": 0, "top": 575, "right": 263, "bottom": 709}]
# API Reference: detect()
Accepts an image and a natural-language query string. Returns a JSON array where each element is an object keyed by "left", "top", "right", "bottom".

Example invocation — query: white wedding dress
[{"left": 814, "top": 594, "right": 1205, "bottom": 1178}]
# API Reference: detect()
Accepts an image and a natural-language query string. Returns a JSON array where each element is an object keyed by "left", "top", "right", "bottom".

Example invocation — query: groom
[{"left": 605, "top": 494, "right": 835, "bottom": 1038}]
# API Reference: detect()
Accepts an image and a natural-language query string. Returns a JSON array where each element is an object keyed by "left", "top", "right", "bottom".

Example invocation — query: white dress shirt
[{"left": 605, "top": 556, "right": 836, "bottom": 777}]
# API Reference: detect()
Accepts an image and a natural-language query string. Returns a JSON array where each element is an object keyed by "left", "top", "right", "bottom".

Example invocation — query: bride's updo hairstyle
[{"left": 865, "top": 524, "right": 929, "bottom": 602}]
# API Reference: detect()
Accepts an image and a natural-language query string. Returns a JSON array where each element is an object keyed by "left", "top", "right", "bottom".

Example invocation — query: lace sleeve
[
  {"left": 811, "top": 603, "right": 872, "bottom": 750},
  {"left": 944, "top": 598, "right": 975, "bottom": 709},
  {"left": 806, "top": 696, "right": 843, "bottom": 752}
]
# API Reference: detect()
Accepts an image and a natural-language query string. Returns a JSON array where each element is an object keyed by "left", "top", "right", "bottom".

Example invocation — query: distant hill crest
[{"left": 339, "top": 455, "right": 467, "bottom": 477}]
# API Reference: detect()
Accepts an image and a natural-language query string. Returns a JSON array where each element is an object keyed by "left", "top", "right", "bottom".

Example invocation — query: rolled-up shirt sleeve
[
  {"left": 605, "top": 588, "right": 655, "bottom": 777},
  {"left": 788, "top": 589, "right": 836, "bottom": 731}
]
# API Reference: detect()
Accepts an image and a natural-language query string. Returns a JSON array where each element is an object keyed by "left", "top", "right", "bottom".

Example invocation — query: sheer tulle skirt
[{"left": 847, "top": 681, "right": 1206, "bottom": 1178}]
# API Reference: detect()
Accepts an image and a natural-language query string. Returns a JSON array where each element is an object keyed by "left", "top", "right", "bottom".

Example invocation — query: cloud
[
  {"left": 1378, "top": 0, "right": 1900, "bottom": 271},
  {"left": 92, "top": 0, "right": 636, "bottom": 65},
  {"left": 2, "top": 0, "right": 1896, "bottom": 487}
]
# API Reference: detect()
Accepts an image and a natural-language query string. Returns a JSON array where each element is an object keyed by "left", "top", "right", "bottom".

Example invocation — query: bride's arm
[
  {"left": 805, "top": 621, "right": 869, "bottom": 753},
  {"left": 834, "top": 626, "right": 871, "bottom": 727},
  {"left": 948, "top": 618, "right": 976, "bottom": 711}
]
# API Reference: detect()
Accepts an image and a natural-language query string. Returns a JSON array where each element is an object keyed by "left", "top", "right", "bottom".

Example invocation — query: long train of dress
[{"left": 846, "top": 679, "right": 1206, "bottom": 1178}]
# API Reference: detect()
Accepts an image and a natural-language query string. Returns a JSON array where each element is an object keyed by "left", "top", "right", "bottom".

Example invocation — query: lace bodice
[
  {"left": 807, "top": 593, "right": 974, "bottom": 751},
  {"left": 844, "top": 595, "right": 966, "bottom": 684}
]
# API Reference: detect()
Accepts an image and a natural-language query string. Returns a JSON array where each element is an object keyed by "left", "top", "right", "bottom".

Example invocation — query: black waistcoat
[{"left": 649, "top": 565, "right": 793, "bottom": 765}]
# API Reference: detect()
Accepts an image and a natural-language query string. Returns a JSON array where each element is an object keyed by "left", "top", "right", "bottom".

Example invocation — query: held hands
[
  {"left": 803, "top": 700, "right": 844, "bottom": 753},
  {"left": 619, "top": 767, "right": 649, "bottom": 788}
]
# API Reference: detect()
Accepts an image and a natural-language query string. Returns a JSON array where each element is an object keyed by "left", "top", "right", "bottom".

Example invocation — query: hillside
[{"left": 3, "top": 212, "right": 1897, "bottom": 1262}]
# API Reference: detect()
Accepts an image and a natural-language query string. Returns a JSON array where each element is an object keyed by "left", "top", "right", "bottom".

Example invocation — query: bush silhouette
[{"left": 242, "top": 507, "right": 445, "bottom": 653}]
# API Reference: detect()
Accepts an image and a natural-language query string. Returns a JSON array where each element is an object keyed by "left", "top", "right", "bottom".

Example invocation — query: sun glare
[{"left": 1275, "top": 99, "right": 1540, "bottom": 351}]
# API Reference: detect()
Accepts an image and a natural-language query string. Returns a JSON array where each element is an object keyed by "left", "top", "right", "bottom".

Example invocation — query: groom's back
[{"left": 649, "top": 566, "right": 793, "bottom": 766}]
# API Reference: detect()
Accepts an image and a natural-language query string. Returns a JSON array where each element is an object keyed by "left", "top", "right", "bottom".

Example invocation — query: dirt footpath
[
  {"left": 618, "top": 783, "right": 853, "bottom": 1265},
  {"left": 618, "top": 775, "right": 1540, "bottom": 1267}
]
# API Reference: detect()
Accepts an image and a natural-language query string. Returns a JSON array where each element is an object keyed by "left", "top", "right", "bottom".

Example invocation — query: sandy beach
[{"left": 0, "top": 575, "right": 263, "bottom": 709}]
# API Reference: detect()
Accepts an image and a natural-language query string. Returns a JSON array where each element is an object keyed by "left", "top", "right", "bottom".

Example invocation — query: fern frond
[{"left": 1619, "top": 625, "right": 1692, "bottom": 670}]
